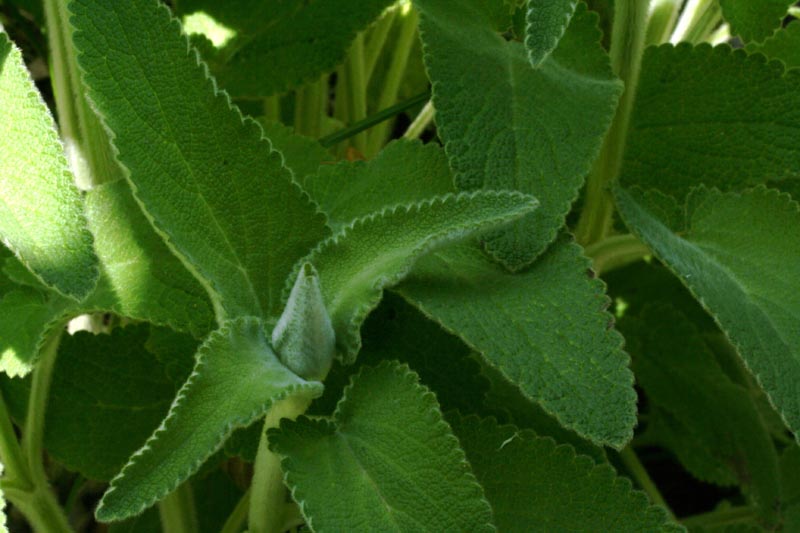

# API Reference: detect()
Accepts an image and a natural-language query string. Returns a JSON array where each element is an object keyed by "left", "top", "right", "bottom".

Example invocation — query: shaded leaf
[
  {"left": 719, "top": 0, "right": 793, "bottom": 43},
  {"left": 525, "top": 0, "right": 579, "bottom": 67},
  {"left": 747, "top": 20, "right": 800, "bottom": 70}
]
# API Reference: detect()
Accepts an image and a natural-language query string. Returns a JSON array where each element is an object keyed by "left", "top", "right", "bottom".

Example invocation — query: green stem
[
  {"left": 4, "top": 483, "right": 73, "bottom": 533},
  {"left": 619, "top": 446, "right": 674, "bottom": 520},
  {"left": 584, "top": 234, "right": 650, "bottom": 276},
  {"left": 681, "top": 505, "right": 757, "bottom": 529},
  {"left": 645, "top": 0, "right": 682, "bottom": 46},
  {"left": 319, "top": 91, "right": 430, "bottom": 148},
  {"left": 366, "top": 5, "right": 420, "bottom": 156},
  {"left": 670, "top": 0, "right": 720, "bottom": 44},
  {"left": 0, "top": 391, "right": 32, "bottom": 490},
  {"left": 248, "top": 396, "right": 312, "bottom": 533},
  {"left": 263, "top": 95, "right": 281, "bottom": 122},
  {"left": 345, "top": 33, "right": 368, "bottom": 154},
  {"left": 158, "top": 482, "right": 199, "bottom": 533},
  {"left": 575, "top": 0, "right": 650, "bottom": 246},
  {"left": 364, "top": 6, "right": 398, "bottom": 84},
  {"left": 790, "top": 6, "right": 800, "bottom": 18},
  {"left": 294, "top": 76, "right": 325, "bottom": 139},
  {"left": 220, "top": 487, "right": 251, "bottom": 533},
  {"left": 403, "top": 100, "right": 435, "bottom": 139}
]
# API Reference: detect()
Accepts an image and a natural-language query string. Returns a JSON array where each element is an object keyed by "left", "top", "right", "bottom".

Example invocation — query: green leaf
[
  {"left": 615, "top": 186, "right": 800, "bottom": 442},
  {"left": 415, "top": 0, "right": 622, "bottom": 269},
  {"left": 719, "top": 0, "right": 793, "bottom": 43},
  {"left": 747, "top": 20, "right": 800, "bottom": 70},
  {"left": 779, "top": 444, "right": 800, "bottom": 530},
  {"left": 398, "top": 235, "right": 636, "bottom": 448},
  {"left": 620, "top": 304, "right": 780, "bottom": 525},
  {"left": 179, "top": 0, "right": 395, "bottom": 97},
  {"left": 0, "top": 461, "right": 6, "bottom": 533},
  {"left": 621, "top": 44, "right": 800, "bottom": 198},
  {"left": 70, "top": 0, "right": 329, "bottom": 320},
  {"left": 270, "top": 361, "right": 494, "bottom": 532},
  {"left": 449, "top": 415, "right": 681, "bottom": 532},
  {"left": 304, "top": 139, "right": 455, "bottom": 232},
  {"left": 0, "top": 31, "right": 98, "bottom": 300},
  {"left": 525, "top": 0, "right": 579, "bottom": 67},
  {"left": 95, "top": 317, "right": 323, "bottom": 522},
  {"left": 258, "top": 120, "right": 332, "bottom": 184},
  {"left": 298, "top": 190, "right": 538, "bottom": 363},
  {"left": 84, "top": 181, "right": 215, "bottom": 338}
]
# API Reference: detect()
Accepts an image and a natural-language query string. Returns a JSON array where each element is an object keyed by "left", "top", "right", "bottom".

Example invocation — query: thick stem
[
  {"left": 403, "top": 100, "right": 435, "bottom": 140},
  {"left": 364, "top": 7, "right": 398, "bottom": 84},
  {"left": 344, "top": 33, "right": 368, "bottom": 155},
  {"left": 575, "top": 0, "right": 650, "bottom": 246},
  {"left": 248, "top": 396, "right": 312, "bottom": 533},
  {"left": 584, "top": 234, "right": 650, "bottom": 276},
  {"left": 619, "top": 446, "right": 674, "bottom": 520},
  {"left": 158, "top": 482, "right": 199, "bottom": 533},
  {"left": 670, "top": 0, "right": 720, "bottom": 44},
  {"left": 293, "top": 76, "right": 325, "bottom": 139}
]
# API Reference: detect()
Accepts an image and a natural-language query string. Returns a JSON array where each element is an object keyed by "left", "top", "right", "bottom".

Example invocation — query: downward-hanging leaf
[
  {"left": 449, "top": 415, "right": 681, "bottom": 532},
  {"left": 615, "top": 185, "right": 800, "bottom": 442},
  {"left": 0, "top": 32, "right": 98, "bottom": 300},
  {"left": 525, "top": 0, "right": 579, "bottom": 67},
  {"left": 398, "top": 236, "right": 636, "bottom": 448},
  {"left": 415, "top": 0, "right": 622, "bottom": 269},
  {"left": 297, "top": 191, "right": 537, "bottom": 362},
  {"left": 270, "top": 362, "right": 495, "bottom": 532},
  {"left": 719, "top": 0, "right": 794, "bottom": 43},
  {"left": 95, "top": 317, "right": 323, "bottom": 522},
  {"left": 70, "top": 0, "right": 329, "bottom": 320}
]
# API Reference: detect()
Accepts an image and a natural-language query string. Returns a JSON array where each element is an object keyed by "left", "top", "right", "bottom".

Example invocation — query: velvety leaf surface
[
  {"left": 304, "top": 140, "right": 454, "bottom": 232},
  {"left": 70, "top": 0, "right": 329, "bottom": 320},
  {"left": 179, "top": 0, "right": 394, "bottom": 97},
  {"left": 450, "top": 415, "right": 680, "bottom": 532},
  {"left": 270, "top": 362, "right": 494, "bottom": 532},
  {"left": 620, "top": 304, "right": 780, "bottom": 526},
  {"left": 621, "top": 44, "right": 800, "bottom": 197},
  {"left": 525, "top": 0, "right": 579, "bottom": 66},
  {"left": 95, "top": 317, "right": 323, "bottom": 522},
  {"left": 258, "top": 120, "right": 332, "bottom": 183},
  {"left": 0, "top": 32, "right": 98, "bottom": 299},
  {"left": 747, "top": 20, "right": 800, "bottom": 69},
  {"left": 299, "top": 191, "right": 537, "bottom": 362},
  {"left": 84, "top": 181, "right": 214, "bottom": 338},
  {"left": 399, "top": 235, "right": 636, "bottom": 448},
  {"left": 416, "top": 0, "right": 622, "bottom": 268},
  {"left": 719, "top": 0, "right": 793, "bottom": 42},
  {"left": 615, "top": 186, "right": 800, "bottom": 442}
]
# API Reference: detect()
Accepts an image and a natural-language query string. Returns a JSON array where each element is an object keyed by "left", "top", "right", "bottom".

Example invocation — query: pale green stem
[
  {"left": 670, "top": 0, "right": 720, "bottom": 44},
  {"left": 366, "top": 6, "right": 420, "bottom": 156},
  {"left": 681, "top": 505, "right": 757, "bottom": 529},
  {"left": 790, "top": 6, "right": 800, "bottom": 18},
  {"left": 0, "top": 391, "right": 32, "bottom": 490},
  {"left": 263, "top": 95, "right": 281, "bottom": 122},
  {"left": 158, "top": 482, "right": 199, "bottom": 533},
  {"left": 220, "top": 488, "right": 251, "bottom": 533},
  {"left": 403, "top": 100, "right": 435, "bottom": 140},
  {"left": 280, "top": 503, "right": 304, "bottom": 531},
  {"left": 345, "top": 33, "right": 368, "bottom": 154},
  {"left": 575, "top": 0, "right": 650, "bottom": 246},
  {"left": 294, "top": 76, "right": 325, "bottom": 139},
  {"left": 584, "top": 234, "right": 650, "bottom": 276},
  {"left": 619, "top": 446, "right": 674, "bottom": 520},
  {"left": 44, "top": 0, "right": 120, "bottom": 189},
  {"left": 4, "top": 483, "right": 73, "bottom": 533},
  {"left": 364, "top": 6, "right": 398, "bottom": 84},
  {"left": 645, "top": 0, "right": 682, "bottom": 46},
  {"left": 248, "top": 396, "right": 312, "bottom": 533},
  {"left": 708, "top": 23, "right": 731, "bottom": 45}
]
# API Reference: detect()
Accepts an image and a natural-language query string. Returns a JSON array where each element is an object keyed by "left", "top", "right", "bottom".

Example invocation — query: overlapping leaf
[
  {"left": 449, "top": 415, "right": 681, "bottom": 532},
  {"left": 399, "top": 236, "right": 636, "bottom": 448},
  {"left": 622, "top": 44, "right": 800, "bottom": 198},
  {"left": 415, "top": 0, "right": 622, "bottom": 269},
  {"left": 615, "top": 186, "right": 800, "bottom": 443},
  {"left": 719, "top": 0, "right": 793, "bottom": 43},
  {"left": 258, "top": 120, "right": 332, "bottom": 183},
  {"left": 525, "top": 0, "right": 579, "bottom": 66},
  {"left": 95, "top": 318, "right": 323, "bottom": 522},
  {"left": 270, "top": 362, "right": 494, "bottom": 532},
  {"left": 70, "top": 0, "right": 329, "bottom": 320},
  {"left": 747, "top": 20, "right": 800, "bottom": 69},
  {"left": 0, "top": 32, "right": 98, "bottom": 299},
  {"left": 297, "top": 190, "right": 537, "bottom": 362}
]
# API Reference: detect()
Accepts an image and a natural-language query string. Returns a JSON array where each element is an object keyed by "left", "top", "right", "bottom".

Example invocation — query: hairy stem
[
  {"left": 158, "top": 482, "right": 199, "bottom": 533},
  {"left": 619, "top": 446, "right": 674, "bottom": 519},
  {"left": 584, "top": 234, "right": 650, "bottom": 276},
  {"left": 248, "top": 396, "right": 312, "bottom": 533},
  {"left": 575, "top": 0, "right": 650, "bottom": 246}
]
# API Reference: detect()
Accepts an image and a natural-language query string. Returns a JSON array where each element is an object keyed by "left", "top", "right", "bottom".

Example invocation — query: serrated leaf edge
[{"left": 525, "top": 0, "right": 579, "bottom": 67}]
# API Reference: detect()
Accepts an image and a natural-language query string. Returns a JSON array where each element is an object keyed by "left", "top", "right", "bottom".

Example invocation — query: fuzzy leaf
[
  {"left": 70, "top": 0, "right": 329, "bottom": 320},
  {"left": 84, "top": 181, "right": 214, "bottom": 338},
  {"left": 747, "top": 20, "right": 800, "bottom": 70},
  {"left": 178, "top": 0, "right": 395, "bottom": 97},
  {"left": 622, "top": 44, "right": 800, "bottom": 198},
  {"left": 304, "top": 140, "right": 454, "bottom": 232},
  {"left": 719, "top": 0, "right": 793, "bottom": 43},
  {"left": 259, "top": 120, "right": 332, "bottom": 183},
  {"left": 615, "top": 186, "right": 800, "bottom": 442},
  {"left": 449, "top": 415, "right": 681, "bottom": 532},
  {"left": 415, "top": 0, "right": 621, "bottom": 269},
  {"left": 270, "top": 362, "right": 494, "bottom": 532},
  {"left": 0, "top": 32, "right": 98, "bottom": 299},
  {"left": 95, "top": 317, "right": 323, "bottom": 522},
  {"left": 525, "top": 0, "right": 579, "bottom": 67},
  {"left": 298, "top": 191, "right": 538, "bottom": 363},
  {"left": 398, "top": 235, "right": 636, "bottom": 448}
]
